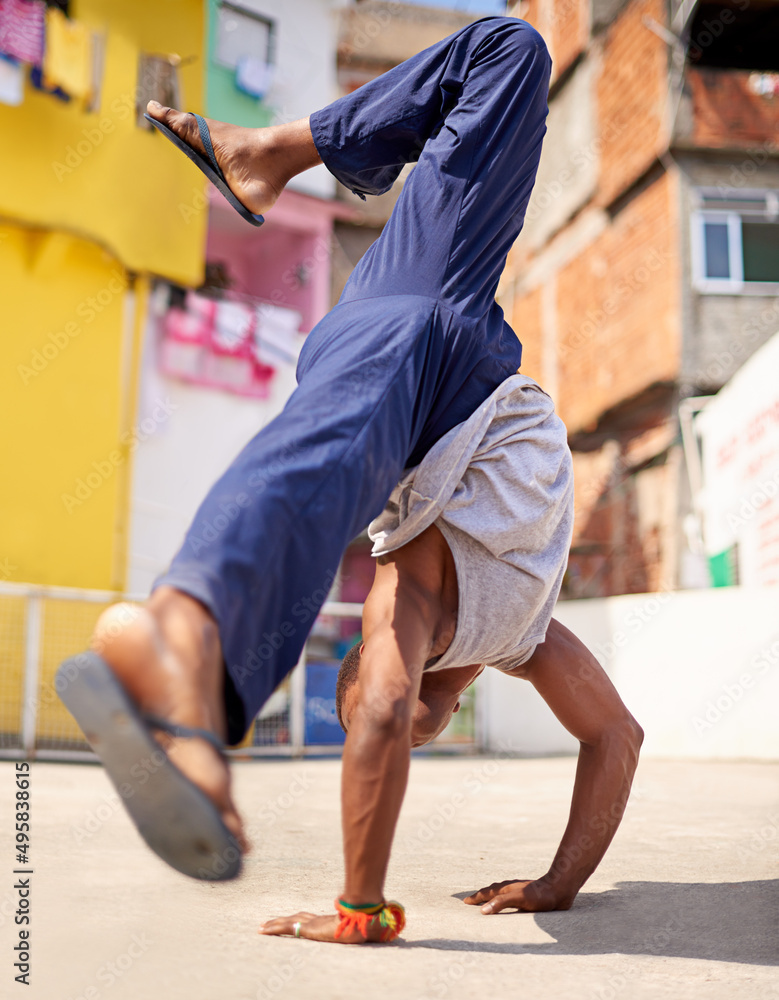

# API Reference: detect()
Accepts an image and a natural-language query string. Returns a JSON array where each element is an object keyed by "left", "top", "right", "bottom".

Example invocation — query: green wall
[{"left": 205, "top": 0, "right": 274, "bottom": 126}]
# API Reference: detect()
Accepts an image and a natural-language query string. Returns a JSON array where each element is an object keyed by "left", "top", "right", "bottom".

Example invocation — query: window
[
  {"left": 215, "top": 2, "right": 275, "bottom": 70},
  {"left": 692, "top": 189, "right": 779, "bottom": 293},
  {"left": 687, "top": 1, "right": 779, "bottom": 72},
  {"left": 136, "top": 54, "right": 181, "bottom": 129}
]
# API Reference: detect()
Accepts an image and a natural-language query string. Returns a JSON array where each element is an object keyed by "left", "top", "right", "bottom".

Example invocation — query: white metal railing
[{"left": 0, "top": 583, "right": 476, "bottom": 760}]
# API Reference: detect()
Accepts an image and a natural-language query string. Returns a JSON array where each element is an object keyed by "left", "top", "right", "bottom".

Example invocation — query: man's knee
[{"left": 478, "top": 16, "right": 550, "bottom": 69}]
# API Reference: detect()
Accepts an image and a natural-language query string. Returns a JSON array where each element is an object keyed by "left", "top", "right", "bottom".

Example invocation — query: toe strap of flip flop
[
  {"left": 144, "top": 714, "right": 226, "bottom": 758},
  {"left": 192, "top": 113, "right": 225, "bottom": 184}
]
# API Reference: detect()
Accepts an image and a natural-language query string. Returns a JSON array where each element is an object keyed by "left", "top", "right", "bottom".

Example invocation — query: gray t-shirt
[{"left": 368, "top": 374, "right": 574, "bottom": 672}]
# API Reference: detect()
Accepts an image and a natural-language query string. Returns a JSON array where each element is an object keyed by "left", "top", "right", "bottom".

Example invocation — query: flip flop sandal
[
  {"left": 144, "top": 111, "right": 265, "bottom": 227},
  {"left": 56, "top": 651, "right": 242, "bottom": 880}
]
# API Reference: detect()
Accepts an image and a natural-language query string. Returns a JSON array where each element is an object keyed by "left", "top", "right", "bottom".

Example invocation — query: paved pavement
[{"left": 1, "top": 756, "right": 777, "bottom": 1000}]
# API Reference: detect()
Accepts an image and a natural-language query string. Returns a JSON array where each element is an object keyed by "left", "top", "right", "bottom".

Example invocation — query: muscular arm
[
  {"left": 340, "top": 581, "right": 431, "bottom": 902},
  {"left": 259, "top": 581, "right": 432, "bottom": 943},
  {"left": 466, "top": 617, "right": 643, "bottom": 913},
  {"left": 260, "top": 528, "right": 452, "bottom": 943}
]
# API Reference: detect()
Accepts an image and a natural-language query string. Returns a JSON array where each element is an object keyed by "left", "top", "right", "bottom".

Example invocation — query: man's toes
[
  {"left": 146, "top": 99, "right": 174, "bottom": 122},
  {"left": 146, "top": 101, "right": 202, "bottom": 149}
]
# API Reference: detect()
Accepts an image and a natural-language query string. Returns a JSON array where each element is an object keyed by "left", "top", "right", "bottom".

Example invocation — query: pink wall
[{"left": 206, "top": 187, "right": 350, "bottom": 332}]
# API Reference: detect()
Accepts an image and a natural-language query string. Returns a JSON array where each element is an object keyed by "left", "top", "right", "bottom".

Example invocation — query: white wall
[
  {"left": 479, "top": 586, "right": 779, "bottom": 760},
  {"left": 244, "top": 0, "right": 340, "bottom": 200},
  {"left": 126, "top": 309, "right": 299, "bottom": 595}
]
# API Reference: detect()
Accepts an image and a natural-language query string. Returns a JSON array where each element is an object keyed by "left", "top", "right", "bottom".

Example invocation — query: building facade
[
  {"left": 0, "top": 0, "right": 208, "bottom": 592},
  {"left": 505, "top": 0, "right": 779, "bottom": 597},
  {"left": 126, "top": 0, "right": 348, "bottom": 595}
]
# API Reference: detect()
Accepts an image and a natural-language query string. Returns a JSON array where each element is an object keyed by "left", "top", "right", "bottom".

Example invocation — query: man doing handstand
[
  {"left": 58, "top": 16, "right": 642, "bottom": 944},
  {"left": 259, "top": 365, "right": 643, "bottom": 942}
]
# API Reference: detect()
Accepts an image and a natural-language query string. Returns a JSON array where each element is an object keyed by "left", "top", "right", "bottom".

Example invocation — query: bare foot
[
  {"left": 91, "top": 587, "right": 249, "bottom": 853},
  {"left": 145, "top": 101, "right": 322, "bottom": 217}
]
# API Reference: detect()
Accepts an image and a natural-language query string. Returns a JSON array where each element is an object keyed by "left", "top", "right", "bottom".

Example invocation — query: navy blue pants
[{"left": 155, "top": 16, "right": 551, "bottom": 743}]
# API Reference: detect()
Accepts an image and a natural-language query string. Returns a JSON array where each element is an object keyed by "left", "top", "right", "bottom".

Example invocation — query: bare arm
[
  {"left": 466, "top": 617, "right": 643, "bottom": 913},
  {"left": 340, "top": 589, "right": 430, "bottom": 903},
  {"left": 260, "top": 570, "right": 434, "bottom": 943}
]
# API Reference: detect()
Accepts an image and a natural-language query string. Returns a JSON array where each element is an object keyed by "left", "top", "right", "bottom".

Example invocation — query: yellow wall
[
  {"left": 0, "top": 225, "right": 137, "bottom": 589},
  {"left": 0, "top": 1, "right": 207, "bottom": 591},
  {"left": 0, "top": 0, "right": 207, "bottom": 287}
]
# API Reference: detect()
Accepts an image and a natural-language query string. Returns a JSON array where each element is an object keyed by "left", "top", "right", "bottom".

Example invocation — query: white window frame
[
  {"left": 691, "top": 188, "right": 779, "bottom": 296},
  {"left": 214, "top": 1, "right": 275, "bottom": 71}
]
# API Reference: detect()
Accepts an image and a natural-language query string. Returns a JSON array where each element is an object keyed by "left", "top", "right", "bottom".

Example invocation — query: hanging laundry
[
  {"left": 213, "top": 300, "right": 254, "bottom": 353},
  {"left": 0, "top": 52, "right": 22, "bottom": 104},
  {"left": 43, "top": 7, "right": 91, "bottom": 99},
  {"left": 85, "top": 30, "right": 105, "bottom": 112},
  {"left": 160, "top": 291, "right": 216, "bottom": 385},
  {"left": 30, "top": 62, "right": 69, "bottom": 101},
  {"left": 165, "top": 291, "right": 216, "bottom": 343},
  {"left": 208, "top": 300, "right": 255, "bottom": 392},
  {"left": 0, "top": 0, "right": 44, "bottom": 64},
  {"left": 254, "top": 302, "right": 302, "bottom": 366},
  {"left": 235, "top": 56, "right": 273, "bottom": 100}
]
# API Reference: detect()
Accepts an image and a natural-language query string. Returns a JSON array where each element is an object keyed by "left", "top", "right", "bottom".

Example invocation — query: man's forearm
[
  {"left": 542, "top": 722, "right": 642, "bottom": 904},
  {"left": 341, "top": 708, "right": 412, "bottom": 902},
  {"left": 520, "top": 619, "right": 644, "bottom": 908}
]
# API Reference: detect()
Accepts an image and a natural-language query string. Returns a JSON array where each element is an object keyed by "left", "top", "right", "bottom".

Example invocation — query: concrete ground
[{"left": 1, "top": 755, "right": 777, "bottom": 1000}]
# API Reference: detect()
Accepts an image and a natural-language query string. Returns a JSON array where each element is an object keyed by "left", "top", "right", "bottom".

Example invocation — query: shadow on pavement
[{"left": 404, "top": 880, "right": 778, "bottom": 965}]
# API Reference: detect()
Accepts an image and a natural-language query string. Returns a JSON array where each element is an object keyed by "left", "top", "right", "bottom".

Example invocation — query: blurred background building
[
  {"left": 504, "top": 0, "right": 779, "bottom": 598},
  {"left": 0, "top": 0, "right": 777, "bottom": 758}
]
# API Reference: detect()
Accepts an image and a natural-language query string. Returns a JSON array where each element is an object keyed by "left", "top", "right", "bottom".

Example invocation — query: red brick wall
[
  {"left": 512, "top": 283, "right": 544, "bottom": 383},
  {"left": 689, "top": 68, "right": 779, "bottom": 149},
  {"left": 597, "top": 0, "right": 668, "bottom": 207},
  {"left": 566, "top": 452, "right": 675, "bottom": 597},
  {"left": 555, "top": 169, "right": 681, "bottom": 432},
  {"left": 550, "top": 0, "right": 589, "bottom": 76},
  {"left": 519, "top": 0, "right": 588, "bottom": 79},
  {"left": 520, "top": 0, "right": 543, "bottom": 33}
]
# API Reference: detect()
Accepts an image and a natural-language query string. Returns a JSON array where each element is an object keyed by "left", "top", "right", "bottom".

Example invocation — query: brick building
[
  {"left": 331, "top": 1, "right": 479, "bottom": 298},
  {"left": 505, "top": 0, "right": 779, "bottom": 597}
]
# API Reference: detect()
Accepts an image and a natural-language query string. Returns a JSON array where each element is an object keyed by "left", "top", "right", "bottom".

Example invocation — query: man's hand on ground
[
  {"left": 464, "top": 876, "right": 572, "bottom": 914},
  {"left": 259, "top": 911, "right": 384, "bottom": 944}
]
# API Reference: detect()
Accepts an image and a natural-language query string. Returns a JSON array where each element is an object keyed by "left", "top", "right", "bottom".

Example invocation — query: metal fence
[{"left": 0, "top": 582, "right": 476, "bottom": 759}]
